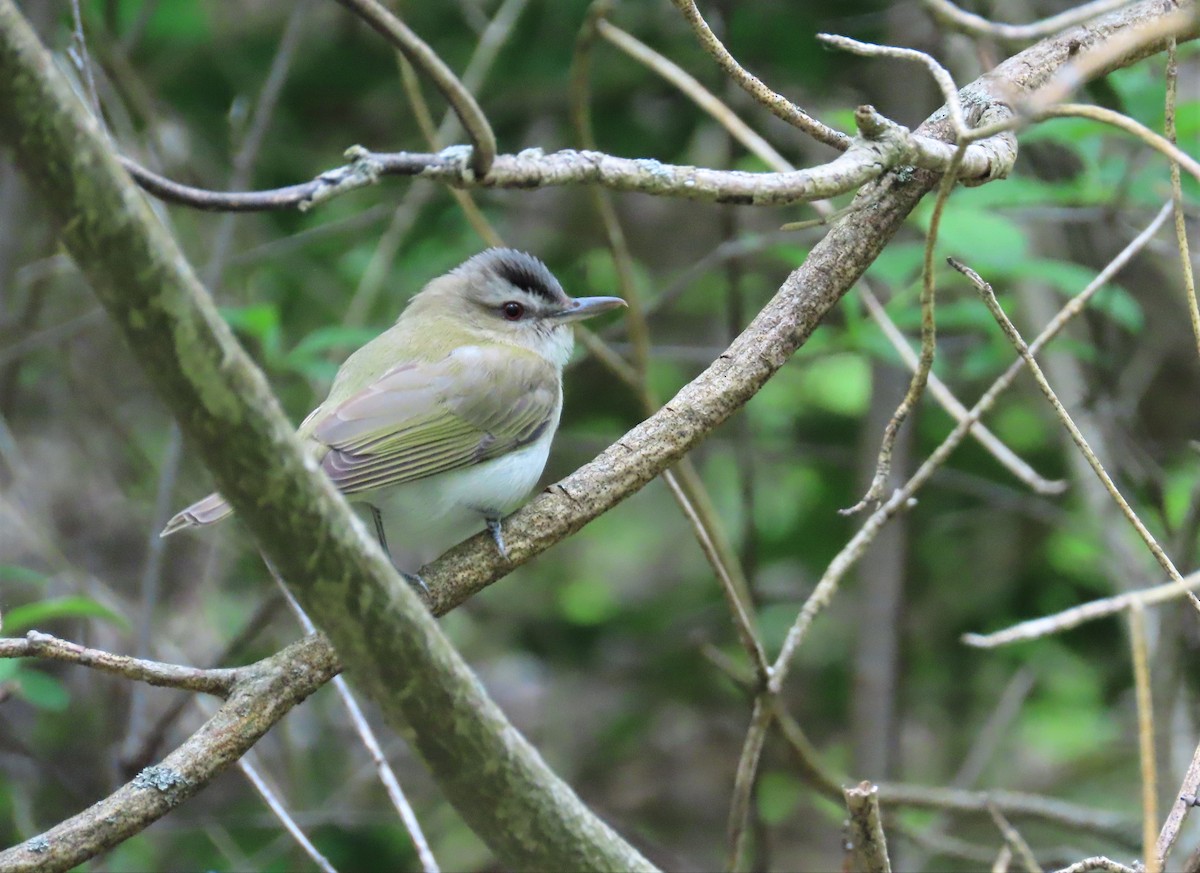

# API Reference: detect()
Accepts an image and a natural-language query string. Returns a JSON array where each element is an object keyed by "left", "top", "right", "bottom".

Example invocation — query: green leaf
[
  {"left": 758, "top": 771, "right": 803, "bottom": 825},
  {"left": 3, "top": 596, "right": 130, "bottom": 636},
  {"left": 0, "top": 565, "right": 46, "bottom": 586},
  {"left": 16, "top": 670, "right": 70, "bottom": 712},
  {"left": 556, "top": 577, "right": 619, "bottom": 626},
  {"left": 0, "top": 660, "right": 20, "bottom": 683}
]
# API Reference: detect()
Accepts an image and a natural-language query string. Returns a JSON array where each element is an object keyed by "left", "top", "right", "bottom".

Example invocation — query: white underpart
[{"left": 359, "top": 398, "right": 560, "bottom": 570}]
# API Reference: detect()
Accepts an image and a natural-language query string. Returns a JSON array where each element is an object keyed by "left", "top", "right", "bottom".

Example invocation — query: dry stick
[
  {"left": 951, "top": 257, "right": 1186, "bottom": 588},
  {"left": 1035, "top": 104, "right": 1200, "bottom": 182},
  {"left": 236, "top": 752, "right": 338, "bottom": 873},
  {"left": 332, "top": 0, "right": 495, "bottom": 176},
  {"left": 1023, "top": 6, "right": 1198, "bottom": 114},
  {"left": 1164, "top": 39, "right": 1200, "bottom": 359},
  {"left": 921, "top": 0, "right": 1137, "bottom": 42},
  {"left": 858, "top": 286, "right": 1065, "bottom": 495},
  {"left": 1130, "top": 602, "right": 1160, "bottom": 873},
  {"left": 964, "top": 569, "right": 1200, "bottom": 648},
  {"left": 601, "top": 18, "right": 1051, "bottom": 498},
  {"left": 816, "top": 34, "right": 967, "bottom": 136},
  {"left": 662, "top": 472, "right": 769, "bottom": 680},
  {"left": 0, "top": 635, "right": 341, "bottom": 873},
  {"left": 988, "top": 803, "right": 1043, "bottom": 873},
  {"left": 398, "top": 56, "right": 501, "bottom": 248},
  {"left": 273, "top": 577, "right": 440, "bottom": 873},
  {"left": 345, "top": 0, "right": 524, "bottom": 324},
  {"left": 595, "top": 19, "right": 792, "bottom": 173},
  {"left": 994, "top": 845, "right": 1015, "bottom": 873},
  {"left": 0, "top": 631, "right": 239, "bottom": 694},
  {"left": 844, "top": 782, "right": 893, "bottom": 873},
  {"left": 204, "top": 0, "right": 312, "bottom": 291},
  {"left": 773, "top": 202, "right": 1174, "bottom": 693},
  {"left": 572, "top": 1, "right": 765, "bottom": 672},
  {"left": 727, "top": 696, "right": 772, "bottom": 872},
  {"left": 667, "top": 0, "right": 850, "bottom": 151},
  {"left": 846, "top": 145, "right": 965, "bottom": 514},
  {"left": 1157, "top": 737, "right": 1200, "bottom": 864}
]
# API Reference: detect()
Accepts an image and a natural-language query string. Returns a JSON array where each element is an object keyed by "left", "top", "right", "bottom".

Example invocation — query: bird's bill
[{"left": 551, "top": 296, "right": 628, "bottom": 323}]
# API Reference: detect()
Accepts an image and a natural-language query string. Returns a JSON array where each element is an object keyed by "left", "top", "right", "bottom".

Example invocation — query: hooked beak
[{"left": 551, "top": 296, "right": 627, "bottom": 323}]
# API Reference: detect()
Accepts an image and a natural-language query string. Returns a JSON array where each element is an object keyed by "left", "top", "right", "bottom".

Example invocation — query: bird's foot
[
  {"left": 401, "top": 572, "right": 429, "bottom": 597},
  {"left": 486, "top": 517, "right": 509, "bottom": 560}
]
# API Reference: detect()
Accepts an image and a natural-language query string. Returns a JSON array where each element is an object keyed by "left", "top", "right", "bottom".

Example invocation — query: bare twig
[
  {"left": 846, "top": 145, "right": 964, "bottom": 513},
  {"left": 0, "top": 631, "right": 239, "bottom": 695},
  {"left": 858, "top": 286, "right": 1066, "bottom": 495},
  {"left": 332, "top": 0, "right": 496, "bottom": 176},
  {"left": 0, "top": 635, "right": 341, "bottom": 872},
  {"left": 922, "top": 0, "right": 1137, "bottom": 43},
  {"left": 844, "top": 781, "right": 893, "bottom": 873},
  {"left": 1164, "top": 39, "right": 1200, "bottom": 359},
  {"left": 817, "top": 34, "right": 966, "bottom": 137},
  {"left": 964, "top": 569, "right": 1200, "bottom": 648},
  {"left": 1130, "top": 603, "right": 1159, "bottom": 873},
  {"left": 1053, "top": 859, "right": 1139, "bottom": 873},
  {"left": 596, "top": 18, "right": 792, "bottom": 172},
  {"left": 237, "top": 753, "right": 339, "bottom": 873},
  {"left": 667, "top": 0, "right": 850, "bottom": 151},
  {"left": 274, "top": 577, "right": 440, "bottom": 873},
  {"left": 951, "top": 256, "right": 1186, "bottom": 588},
  {"left": 727, "top": 697, "right": 772, "bottom": 872},
  {"left": 988, "top": 803, "right": 1043, "bottom": 873},
  {"left": 1157, "top": 739, "right": 1200, "bottom": 864}
]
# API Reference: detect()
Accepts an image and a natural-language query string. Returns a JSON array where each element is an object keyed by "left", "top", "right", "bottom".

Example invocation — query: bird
[{"left": 161, "top": 248, "right": 626, "bottom": 576}]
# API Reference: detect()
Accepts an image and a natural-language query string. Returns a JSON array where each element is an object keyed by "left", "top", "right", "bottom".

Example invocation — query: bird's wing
[{"left": 311, "top": 345, "right": 559, "bottom": 495}]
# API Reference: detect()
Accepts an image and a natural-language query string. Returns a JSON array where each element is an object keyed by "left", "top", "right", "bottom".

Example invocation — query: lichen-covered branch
[{"left": 0, "top": 3, "right": 653, "bottom": 871}]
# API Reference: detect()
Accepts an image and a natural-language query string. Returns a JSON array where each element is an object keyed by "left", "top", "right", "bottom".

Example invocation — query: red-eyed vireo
[{"left": 161, "top": 248, "right": 626, "bottom": 575}]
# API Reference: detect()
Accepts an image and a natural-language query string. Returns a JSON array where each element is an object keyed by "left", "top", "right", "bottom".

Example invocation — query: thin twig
[
  {"left": 273, "top": 576, "right": 440, "bottom": 873},
  {"left": 237, "top": 753, "right": 339, "bottom": 873},
  {"left": 817, "top": 34, "right": 967, "bottom": 137},
  {"left": 951, "top": 256, "right": 1186, "bottom": 588},
  {"left": 964, "top": 569, "right": 1200, "bottom": 648},
  {"left": 1053, "top": 859, "right": 1139, "bottom": 873},
  {"left": 0, "top": 631, "right": 239, "bottom": 694},
  {"left": 667, "top": 0, "right": 850, "bottom": 151},
  {"left": 1129, "top": 602, "right": 1159, "bottom": 873},
  {"left": 727, "top": 696, "right": 772, "bottom": 872},
  {"left": 596, "top": 18, "right": 792, "bottom": 172},
  {"left": 987, "top": 803, "right": 1043, "bottom": 873},
  {"left": 1157, "top": 738, "right": 1200, "bottom": 864},
  {"left": 1164, "top": 39, "right": 1200, "bottom": 360},
  {"left": 773, "top": 203, "right": 1173, "bottom": 689},
  {"left": 332, "top": 0, "right": 496, "bottom": 176},
  {"left": 844, "top": 781, "right": 893, "bottom": 873},
  {"left": 859, "top": 285, "right": 1065, "bottom": 495},
  {"left": 846, "top": 145, "right": 965, "bottom": 513},
  {"left": 922, "top": 0, "right": 1137, "bottom": 43}
]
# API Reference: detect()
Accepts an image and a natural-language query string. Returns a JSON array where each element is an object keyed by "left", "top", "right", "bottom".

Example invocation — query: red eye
[{"left": 501, "top": 301, "right": 524, "bottom": 321}]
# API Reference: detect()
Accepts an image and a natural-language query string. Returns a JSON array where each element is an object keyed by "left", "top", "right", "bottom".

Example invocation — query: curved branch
[
  {"left": 333, "top": 0, "right": 496, "bottom": 176},
  {"left": 0, "top": 635, "right": 340, "bottom": 873}
]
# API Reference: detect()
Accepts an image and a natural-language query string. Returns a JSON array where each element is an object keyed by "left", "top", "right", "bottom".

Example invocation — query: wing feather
[{"left": 310, "top": 345, "right": 559, "bottom": 496}]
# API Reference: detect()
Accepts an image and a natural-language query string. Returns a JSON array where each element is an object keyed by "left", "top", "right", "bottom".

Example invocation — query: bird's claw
[{"left": 486, "top": 518, "right": 508, "bottom": 560}]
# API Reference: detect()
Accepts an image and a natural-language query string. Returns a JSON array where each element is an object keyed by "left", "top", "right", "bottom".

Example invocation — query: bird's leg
[
  {"left": 369, "top": 504, "right": 389, "bottom": 555},
  {"left": 369, "top": 504, "right": 428, "bottom": 595},
  {"left": 486, "top": 517, "right": 508, "bottom": 560},
  {"left": 401, "top": 572, "right": 430, "bottom": 596}
]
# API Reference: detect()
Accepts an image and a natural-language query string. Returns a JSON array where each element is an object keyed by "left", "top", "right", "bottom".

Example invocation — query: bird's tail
[{"left": 160, "top": 492, "right": 233, "bottom": 537}]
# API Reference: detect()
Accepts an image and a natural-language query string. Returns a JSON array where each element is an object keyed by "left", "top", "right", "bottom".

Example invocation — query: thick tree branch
[{"left": 0, "top": 4, "right": 653, "bottom": 871}]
